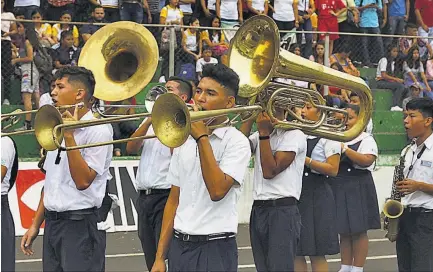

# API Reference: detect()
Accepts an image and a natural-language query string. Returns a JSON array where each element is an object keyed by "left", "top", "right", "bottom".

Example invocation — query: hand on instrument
[
  {"left": 190, "top": 104, "right": 209, "bottom": 140},
  {"left": 256, "top": 111, "right": 274, "bottom": 136},
  {"left": 151, "top": 257, "right": 166, "bottom": 272},
  {"left": 396, "top": 179, "right": 422, "bottom": 195},
  {"left": 20, "top": 225, "right": 40, "bottom": 256},
  {"left": 61, "top": 103, "right": 80, "bottom": 139}
]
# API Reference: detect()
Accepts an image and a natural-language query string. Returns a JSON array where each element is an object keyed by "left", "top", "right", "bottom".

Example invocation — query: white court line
[{"left": 16, "top": 238, "right": 391, "bottom": 264}]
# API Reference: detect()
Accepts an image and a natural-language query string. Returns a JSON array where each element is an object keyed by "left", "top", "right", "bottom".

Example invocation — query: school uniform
[
  {"left": 396, "top": 133, "right": 433, "bottom": 272},
  {"left": 1, "top": 136, "right": 18, "bottom": 272},
  {"left": 249, "top": 129, "right": 306, "bottom": 271},
  {"left": 135, "top": 120, "right": 172, "bottom": 270},
  {"left": 297, "top": 136, "right": 340, "bottom": 256},
  {"left": 166, "top": 127, "right": 251, "bottom": 272},
  {"left": 331, "top": 132, "right": 381, "bottom": 235},
  {"left": 42, "top": 110, "right": 113, "bottom": 272}
]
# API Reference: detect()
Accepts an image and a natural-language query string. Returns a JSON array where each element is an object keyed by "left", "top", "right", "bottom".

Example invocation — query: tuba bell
[
  {"left": 78, "top": 21, "right": 159, "bottom": 102},
  {"left": 228, "top": 15, "right": 373, "bottom": 142}
]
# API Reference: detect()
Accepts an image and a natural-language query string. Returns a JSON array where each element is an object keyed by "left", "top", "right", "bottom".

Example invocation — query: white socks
[
  {"left": 351, "top": 266, "right": 364, "bottom": 272},
  {"left": 338, "top": 265, "right": 352, "bottom": 272}
]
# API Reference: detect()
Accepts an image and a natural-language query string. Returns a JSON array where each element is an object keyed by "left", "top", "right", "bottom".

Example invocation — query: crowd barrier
[{"left": 9, "top": 160, "right": 395, "bottom": 236}]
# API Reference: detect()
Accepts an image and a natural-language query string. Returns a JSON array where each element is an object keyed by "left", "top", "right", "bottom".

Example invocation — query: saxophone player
[{"left": 396, "top": 98, "right": 433, "bottom": 272}]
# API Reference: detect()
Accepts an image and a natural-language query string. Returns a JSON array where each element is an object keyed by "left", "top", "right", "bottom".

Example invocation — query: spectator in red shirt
[
  {"left": 415, "top": 0, "right": 433, "bottom": 48},
  {"left": 316, "top": 0, "right": 347, "bottom": 55}
]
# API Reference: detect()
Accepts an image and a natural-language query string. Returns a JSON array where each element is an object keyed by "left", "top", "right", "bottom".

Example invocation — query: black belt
[
  {"left": 253, "top": 197, "right": 298, "bottom": 207},
  {"left": 173, "top": 229, "right": 236, "bottom": 242},
  {"left": 405, "top": 207, "right": 433, "bottom": 213},
  {"left": 139, "top": 189, "right": 170, "bottom": 196},
  {"left": 45, "top": 207, "right": 97, "bottom": 220}
]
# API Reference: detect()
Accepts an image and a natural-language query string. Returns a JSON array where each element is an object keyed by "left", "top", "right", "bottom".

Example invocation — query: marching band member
[
  {"left": 126, "top": 77, "right": 193, "bottom": 271},
  {"left": 332, "top": 104, "right": 381, "bottom": 272},
  {"left": 20, "top": 66, "right": 113, "bottom": 271},
  {"left": 295, "top": 101, "right": 341, "bottom": 272},
  {"left": 151, "top": 64, "right": 251, "bottom": 272},
  {"left": 240, "top": 108, "right": 307, "bottom": 271},
  {"left": 1, "top": 135, "right": 18, "bottom": 272},
  {"left": 396, "top": 98, "right": 433, "bottom": 271}
]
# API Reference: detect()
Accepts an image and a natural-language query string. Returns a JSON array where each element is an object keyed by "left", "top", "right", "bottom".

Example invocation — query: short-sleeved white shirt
[
  {"left": 167, "top": 127, "right": 251, "bottom": 235},
  {"left": 376, "top": 57, "right": 395, "bottom": 79},
  {"left": 1, "top": 137, "right": 16, "bottom": 195},
  {"left": 250, "top": 129, "right": 307, "bottom": 200},
  {"left": 43, "top": 110, "right": 113, "bottom": 212},
  {"left": 273, "top": 0, "right": 295, "bottom": 22},
  {"left": 1, "top": 12, "right": 15, "bottom": 41},
  {"left": 342, "top": 132, "right": 378, "bottom": 172},
  {"left": 249, "top": 0, "right": 266, "bottom": 12},
  {"left": 308, "top": 136, "right": 341, "bottom": 174},
  {"left": 135, "top": 120, "right": 172, "bottom": 190},
  {"left": 402, "top": 133, "right": 433, "bottom": 210},
  {"left": 220, "top": 0, "right": 240, "bottom": 20}
]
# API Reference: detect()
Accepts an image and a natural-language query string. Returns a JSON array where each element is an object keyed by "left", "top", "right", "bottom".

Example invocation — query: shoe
[
  {"left": 390, "top": 106, "right": 403, "bottom": 111},
  {"left": 3, "top": 99, "right": 10, "bottom": 105}
]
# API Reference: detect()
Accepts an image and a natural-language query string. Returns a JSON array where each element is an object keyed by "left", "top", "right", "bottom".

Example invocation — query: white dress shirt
[
  {"left": 343, "top": 132, "right": 378, "bottom": 172},
  {"left": 250, "top": 129, "right": 307, "bottom": 200},
  {"left": 135, "top": 120, "right": 172, "bottom": 190},
  {"left": 1, "top": 137, "right": 16, "bottom": 195},
  {"left": 43, "top": 110, "right": 113, "bottom": 212},
  {"left": 167, "top": 127, "right": 251, "bottom": 235},
  {"left": 402, "top": 133, "right": 433, "bottom": 210},
  {"left": 309, "top": 136, "right": 341, "bottom": 174}
]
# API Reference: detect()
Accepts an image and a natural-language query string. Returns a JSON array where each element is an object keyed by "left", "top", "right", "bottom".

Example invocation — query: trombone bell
[{"left": 34, "top": 105, "right": 64, "bottom": 151}]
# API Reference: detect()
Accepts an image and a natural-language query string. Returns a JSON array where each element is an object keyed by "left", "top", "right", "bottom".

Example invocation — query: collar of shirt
[
  {"left": 75, "top": 110, "right": 94, "bottom": 131},
  {"left": 211, "top": 126, "right": 230, "bottom": 139},
  {"left": 411, "top": 133, "right": 433, "bottom": 152}
]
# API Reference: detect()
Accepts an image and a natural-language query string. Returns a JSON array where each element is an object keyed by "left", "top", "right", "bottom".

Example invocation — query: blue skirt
[
  {"left": 297, "top": 172, "right": 340, "bottom": 256},
  {"left": 330, "top": 168, "right": 381, "bottom": 235}
]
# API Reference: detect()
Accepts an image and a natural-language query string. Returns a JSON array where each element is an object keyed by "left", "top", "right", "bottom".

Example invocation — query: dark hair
[
  {"left": 201, "top": 64, "right": 239, "bottom": 97},
  {"left": 312, "top": 41, "right": 325, "bottom": 64},
  {"left": 346, "top": 104, "right": 360, "bottom": 115},
  {"left": 331, "top": 62, "right": 344, "bottom": 72},
  {"left": 406, "top": 23, "right": 417, "bottom": 29},
  {"left": 407, "top": 47, "right": 420, "bottom": 70},
  {"left": 385, "top": 43, "right": 398, "bottom": 76},
  {"left": 167, "top": 76, "right": 193, "bottom": 101},
  {"left": 60, "top": 30, "right": 73, "bottom": 41},
  {"left": 206, "top": 15, "right": 223, "bottom": 44},
  {"left": 406, "top": 98, "right": 433, "bottom": 119},
  {"left": 93, "top": 5, "right": 104, "bottom": 12},
  {"left": 54, "top": 66, "right": 96, "bottom": 102},
  {"left": 202, "top": 45, "right": 212, "bottom": 52},
  {"left": 30, "top": 8, "right": 43, "bottom": 18},
  {"left": 349, "top": 92, "right": 358, "bottom": 98}
]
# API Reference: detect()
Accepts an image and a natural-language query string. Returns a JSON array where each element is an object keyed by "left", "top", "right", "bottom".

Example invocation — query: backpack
[
  {"left": 34, "top": 46, "right": 53, "bottom": 76},
  {"left": 178, "top": 63, "right": 196, "bottom": 81}
]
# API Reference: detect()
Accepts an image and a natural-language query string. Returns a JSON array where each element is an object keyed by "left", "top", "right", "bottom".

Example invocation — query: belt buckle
[
  {"left": 144, "top": 189, "right": 152, "bottom": 195},
  {"left": 182, "top": 234, "right": 190, "bottom": 241}
]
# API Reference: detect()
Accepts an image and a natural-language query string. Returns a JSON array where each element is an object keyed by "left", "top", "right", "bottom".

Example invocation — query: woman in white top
[
  {"left": 331, "top": 104, "right": 380, "bottom": 272},
  {"left": 296, "top": 101, "right": 341, "bottom": 272},
  {"left": 272, "top": 0, "right": 299, "bottom": 37},
  {"left": 216, "top": 0, "right": 243, "bottom": 30},
  {"left": 403, "top": 47, "right": 432, "bottom": 99},
  {"left": 246, "top": 0, "right": 268, "bottom": 16},
  {"left": 182, "top": 17, "right": 202, "bottom": 63},
  {"left": 1, "top": 0, "right": 17, "bottom": 105}
]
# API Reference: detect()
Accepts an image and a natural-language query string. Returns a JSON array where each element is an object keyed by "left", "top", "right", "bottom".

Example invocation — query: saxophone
[{"left": 383, "top": 140, "right": 414, "bottom": 242}]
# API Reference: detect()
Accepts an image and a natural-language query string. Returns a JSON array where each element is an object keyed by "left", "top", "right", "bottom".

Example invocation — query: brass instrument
[
  {"left": 1, "top": 109, "right": 23, "bottom": 131},
  {"left": 35, "top": 93, "right": 262, "bottom": 150},
  {"left": 78, "top": 21, "right": 159, "bottom": 102},
  {"left": 383, "top": 141, "right": 414, "bottom": 242},
  {"left": 228, "top": 15, "right": 373, "bottom": 142}
]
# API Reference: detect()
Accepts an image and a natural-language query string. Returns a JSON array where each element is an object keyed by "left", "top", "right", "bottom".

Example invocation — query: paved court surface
[{"left": 16, "top": 224, "right": 398, "bottom": 271}]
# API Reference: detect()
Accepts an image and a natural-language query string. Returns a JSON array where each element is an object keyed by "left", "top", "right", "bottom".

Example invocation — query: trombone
[
  {"left": 35, "top": 93, "right": 262, "bottom": 151},
  {"left": 1, "top": 103, "right": 85, "bottom": 137}
]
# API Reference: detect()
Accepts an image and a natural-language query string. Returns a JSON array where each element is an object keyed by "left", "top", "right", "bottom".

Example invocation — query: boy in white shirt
[{"left": 196, "top": 47, "right": 218, "bottom": 81}]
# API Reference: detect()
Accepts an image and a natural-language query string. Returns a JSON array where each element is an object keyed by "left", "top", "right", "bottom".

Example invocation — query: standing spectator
[
  {"left": 296, "top": 0, "right": 314, "bottom": 58},
  {"left": 415, "top": 0, "right": 433, "bottom": 48},
  {"left": 80, "top": 5, "right": 106, "bottom": 43},
  {"left": 44, "top": 0, "right": 75, "bottom": 21},
  {"left": 402, "top": 83, "right": 421, "bottom": 110},
  {"left": 334, "top": 0, "right": 359, "bottom": 54},
  {"left": 13, "top": 0, "right": 39, "bottom": 19},
  {"left": 399, "top": 23, "right": 433, "bottom": 62},
  {"left": 355, "top": 0, "right": 384, "bottom": 67},
  {"left": 403, "top": 47, "right": 432, "bottom": 99},
  {"left": 201, "top": 15, "right": 229, "bottom": 64},
  {"left": 198, "top": 0, "right": 217, "bottom": 27},
  {"left": 119, "top": 0, "right": 151, "bottom": 23},
  {"left": 316, "top": 0, "right": 346, "bottom": 55},
  {"left": 273, "top": 0, "right": 299, "bottom": 39},
  {"left": 51, "top": 11, "right": 80, "bottom": 47},
  {"left": 376, "top": 44, "right": 405, "bottom": 110},
  {"left": 31, "top": 9, "right": 55, "bottom": 47},
  {"left": 385, "top": 0, "right": 409, "bottom": 38},
  {"left": 216, "top": 0, "right": 243, "bottom": 40},
  {"left": 246, "top": 0, "right": 268, "bottom": 17},
  {"left": 90, "top": 0, "right": 120, "bottom": 22},
  {"left": 1, "top": 0, "right": 17, "bottom": 105},
  {"left": 179, "top": 0, "right": 195, "bottom": 24},
  {"left": 160, "top": 0, "right": 184, "bottom": 26}
]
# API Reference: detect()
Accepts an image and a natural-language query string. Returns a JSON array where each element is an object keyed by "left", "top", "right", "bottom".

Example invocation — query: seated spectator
[
  {"left": 399, "top": 23, "right": 433, "bottom": 62},
  {"left": 426, "top": 56, "right": 433, "bottom": 90},
  {"left": 89, "top": 0, "right": 120, "bottom": 22},
  {"left": 80, "top": 6, "right": 106, "bottom": 44},
  {"left": 200, "top": 15, "right": 229, "bottom": 65},
  {"left": 316, "top": 0, "right": 346, "bottom": 55},
  {"left": 196, "top": 46, "right": 218, "bottom": 80},
  {"left": 402, "top": 83, "right": 422, "bottom": 110},
  {"left": 309, "top": 40, "right": 325, "bottom": 65},
  {"left": 53, "top": 31, "right": 80, "bottom": 70},
  {"left": 52, "top": 10, "right": 79, "bottom": 47},
  {"left": 11, "top": 22, "right": 40, "bottom": 131},
  {"left": 327, "top": 62, "right": 350, "bottom": 103},
  {"left": 330, "top": 44, "right": 360, "bottom": 77},
  {"left": 403, "top": 47, "right": 432, "bottom": 99},
  {"left": 375, "top": 44, "right": 405, "bottom": 111},
  {"left": 181, "top": 17, "right": 202, "bottom": 64},
  {"left": 414, "top": 0, "right": 433, "bottom": 49},
  {"left": 31, "top": 9, "right": 55, "bottom": 47}
]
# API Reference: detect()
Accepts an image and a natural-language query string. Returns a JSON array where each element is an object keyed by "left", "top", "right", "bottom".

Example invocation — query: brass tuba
[{"left": 228, "top": 15, "right": 373, "bottom": 142}]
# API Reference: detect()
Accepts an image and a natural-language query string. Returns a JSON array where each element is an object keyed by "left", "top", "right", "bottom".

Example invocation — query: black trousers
[
  {"left": 137, "top": 191, "right": 169, "bottom": 270},
  {"left": 1, "top": 195, "right": 15, "bottom": 272},
  {"left": 168, "top": 235, "right": 238, "bottom": 272},
  {"left": 43, "top": 210, "right": 105, "bottom": 271},
  {"left": 250, "top": 203, "right": 301, "bottom": 272},
  {"left": 396, "top": 209, "right": 433, "bottom": 272}
]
